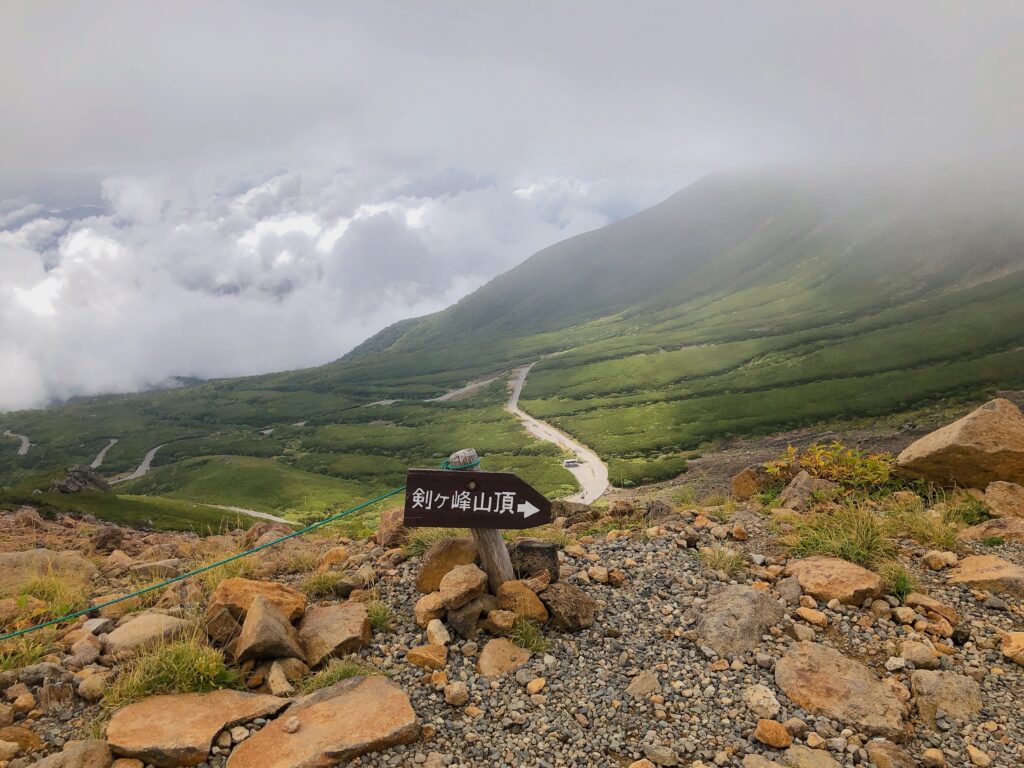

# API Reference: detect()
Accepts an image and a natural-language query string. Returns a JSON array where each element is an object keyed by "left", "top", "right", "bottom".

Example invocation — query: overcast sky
[{"left": 2, "top": 1, "right": 1022, "bottom": 411}]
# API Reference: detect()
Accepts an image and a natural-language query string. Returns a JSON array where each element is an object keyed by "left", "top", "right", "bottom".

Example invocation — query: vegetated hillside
[{"left": 3, "top": 169, "right": 1024, "bottom": 520}]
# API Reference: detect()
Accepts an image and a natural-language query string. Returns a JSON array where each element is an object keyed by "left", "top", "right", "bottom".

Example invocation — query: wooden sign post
[{"left": 404, "top": 448, "right": 552, "bottom": 592}]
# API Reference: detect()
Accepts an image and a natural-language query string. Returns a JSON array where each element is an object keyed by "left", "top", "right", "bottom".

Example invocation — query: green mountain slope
[{"left": 4, "top": 170, "right": 1024, "bottom": 522}]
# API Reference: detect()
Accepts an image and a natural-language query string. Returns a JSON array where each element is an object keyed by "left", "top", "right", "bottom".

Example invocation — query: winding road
[
  {"left": 110, "top": 443, "right": 167, "bottom": 484},
  {"left": 98, "top": 364, "right": 607, "bottom": 518},
  {"left": 506, "top": 364, "right": 609, "bottom": 504},
  {"left": 3, "top": 430, "right": 30, "bottom": 456},
  {"left": 90, "top": 438, "right": 119, "bottom": 469}
]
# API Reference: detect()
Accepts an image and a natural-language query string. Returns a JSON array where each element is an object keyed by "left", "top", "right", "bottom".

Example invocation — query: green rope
[{"left": 0, "top": 486, "right": 406, "bottom": 643}]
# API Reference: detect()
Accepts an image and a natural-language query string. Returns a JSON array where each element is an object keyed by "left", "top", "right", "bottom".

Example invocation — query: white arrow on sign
[{"left": 517, "top": 500, "right": 540, "bottom": 518}]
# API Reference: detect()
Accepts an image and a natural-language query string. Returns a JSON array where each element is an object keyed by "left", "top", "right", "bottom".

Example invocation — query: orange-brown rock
[
  {"left": 731, "top": 466, "right": 769, "bottom": 500},
  {"left": 225, "top": 677, "right": 417, "bottom": 768},
  {"left": 207, "top": 578, "right": 306, "bottom": 622},
  {"left": 103, "top": 614, "right": 191, "bottom": 659},
  {"left": 316, "top": 546, "right": 350, "bottom": 572},
  {"left": 413, "top": 592, "right": 445, "bottom": 627},
  {"left": 983, "top": 481, "right": 1024, "bottom": 518},
  {"left": 903, "top": 592, "right": 959, "bottom": 625},
  {"left": 375, "top": 506, "right": 407, "bottom": 548},
  {"left": 774, "top": 642, "right": 907, "bottom": 741},
  {"left": 0, "top": 549, "right": 95, "bottom": 594},
  {"left": 415, "top": 537, "right": 478, "bottom": 593},
  {"left": 959, "top": 516, "right": 1024, "bottom": 543},
  {"left": 784, "top": 556, "right": 883, "bottom": 605},
  {"left": 406, "top": 644, "right": 448, "bottom": 670},
  {"left": 438, "top": 564, "right": 488, "bottom": 609},
  {"left": 496, "top": 580, "right": 548, "bottom": 623},
  {"left": 297, "top": 603, "right": 370, "bottom": 667},
  {"left": 948, "top": 555, "right": 1024, "bottom": 595},
  {"left": 910, "top": 670, "right": 982, "bottom": 729},
  {"left": 1000, "top": 632, "right": 1024, "bottom": 665},
  {"left": 0, "top": 726, "right": 43, "bottom": 753},
  {"left": 753, "top": 719, "right": 792, "bottom": 749},
  {"left": 896, "top": 398, "right": 1024, "bottom": 488},
  {"left": 477, "top": 638, "right": 530, "bottom": 677},
  {"left": 107, "top": 690, "right": 287, "bottom": 767}
]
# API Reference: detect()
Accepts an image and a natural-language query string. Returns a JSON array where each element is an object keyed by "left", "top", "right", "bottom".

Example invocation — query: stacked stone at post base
[{"left": 410, "top": 535, "right": 596, "bottom": 643}]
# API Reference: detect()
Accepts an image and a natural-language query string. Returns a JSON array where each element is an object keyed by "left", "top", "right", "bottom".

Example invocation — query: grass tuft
[
  {"left": 942, "top": 496, "right": 991, "bottom": 527},
  {"left": 269, "top": 550, "right": 319, "bottom": 577},
  {"left": 510, "top": 617, "right": 549, "bottom": 654},
  {"left": 297, "top": 658, "right": 383, "bottom": 695},
  {"left": 879, "top": 560, "right": 918, "bottom": 601},
  {"left": 982, "top": 536, "right": 1004, "bottom": 547},
  {"left": 103, "top": 635, "right": 239, "bottom": 709},
  {"left": 299, "top": 570, "right": 353, "bottom": 600},
  {"left": 0, "top": 631, "right": 55, "bottom": 672},
  {"left": 697, "top": 546, "right": 746, "bottom": 576},
  {"left": 364, "top": 599, "right": 392, "bottom": 632},
  {"left": 196, "top": 556, "right": 259, "bottom": 593},
  {"left": 883, "top": 498, "right": 958, "bottom": 550},
  {"left": 404, "top": 528, "right": 466, "bottom": 557},
  {"left": 780, "top": 504, "right": 895, "bottom": 568},
  {"left": 17, "top": 570, "right": 89, "bottom": 619}
]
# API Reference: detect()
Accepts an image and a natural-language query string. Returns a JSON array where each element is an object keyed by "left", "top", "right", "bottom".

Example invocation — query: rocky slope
[{"left": 1, "top": 400, "right": 1024, "bottom": 767}]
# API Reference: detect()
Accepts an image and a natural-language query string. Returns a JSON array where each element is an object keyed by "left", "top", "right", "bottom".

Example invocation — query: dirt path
[
  {"left": 90, "top": 438, "right": 119, "bottom": 469},
  {"left": 209, "top": 504, "right": 295, "bottom": 526},
  {"left": 110, "top": 443, "right": 166, "bottom": 485},
  {"left": 426, "top": 376, "right": 498, "bottom": 402},
  {"left": 3, "top": 430, "right": 30, "bottom": 456},
  {"left": 506, "top": 364, "right": 609, "bottom": 503}
]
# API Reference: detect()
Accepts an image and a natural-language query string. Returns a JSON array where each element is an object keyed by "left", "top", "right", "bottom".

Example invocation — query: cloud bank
[{"left": 0, "top": 170, "right": 652, "bottom": 410}]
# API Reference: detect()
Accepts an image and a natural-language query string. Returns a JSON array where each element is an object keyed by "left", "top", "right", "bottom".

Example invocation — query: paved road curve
[
  {"left": 505, "top": 364, "right": 609, "bottom": 504},
  {"left": 90, "top": 438, "right": 119, "bottom": 469},
  {"left": 110, "top": 443, "right": 167, "bottom": 484},
  {"left": 3, "top": 430, "right": 30, "bottom": 456}
]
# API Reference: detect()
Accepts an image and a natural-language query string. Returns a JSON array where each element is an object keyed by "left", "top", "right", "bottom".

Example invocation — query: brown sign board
[{"left": 403, "top": 468, "right": 552, "bottom": 529}]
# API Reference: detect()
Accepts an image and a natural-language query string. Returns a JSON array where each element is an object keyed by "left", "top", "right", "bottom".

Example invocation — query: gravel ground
[{"left": 346, "top": 507, "right": 1024, "bottom": 768}]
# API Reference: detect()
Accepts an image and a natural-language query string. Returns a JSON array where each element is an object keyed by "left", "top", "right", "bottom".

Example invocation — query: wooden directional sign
[{"left": 403, "top": 468, "right": 552, "bottom": 529}]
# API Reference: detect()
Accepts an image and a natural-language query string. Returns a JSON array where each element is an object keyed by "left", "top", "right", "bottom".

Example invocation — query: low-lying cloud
[{"left": 0, "top": 169, "right": 654, "bottom": 411}]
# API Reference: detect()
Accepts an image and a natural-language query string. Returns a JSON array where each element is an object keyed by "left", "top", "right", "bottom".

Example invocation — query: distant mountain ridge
[{"left": 4, "top": 169, "right": 1024, "bottom": 518}]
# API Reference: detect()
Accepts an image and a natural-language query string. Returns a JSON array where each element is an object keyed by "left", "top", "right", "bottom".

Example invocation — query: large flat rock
[
  {"left": 297, "top": 602, "right": 371, "bottom": 667},
  {"left": 226, "top": 676, "right": 418, "bottom": 768},
  {"left": 107, "top": 690, "right": 287, "bottom": 767},
  {"left": 696, "top": 585, "right": 784, "bottom": 657},
  {"left": 948, "top": 554, "right": 1024, "bottom": 595},
  {"left": 896, "top": 398, "right": 1024, "bottom": 487},
  {"left": 775, "top": 642, "right": 907, "bottom": 741},
  {"left": 784, "top": 557, "right": 883, "bottom": 605},
  {"left": 910, "top": 670, "right": 982, "bottom": 729}
]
